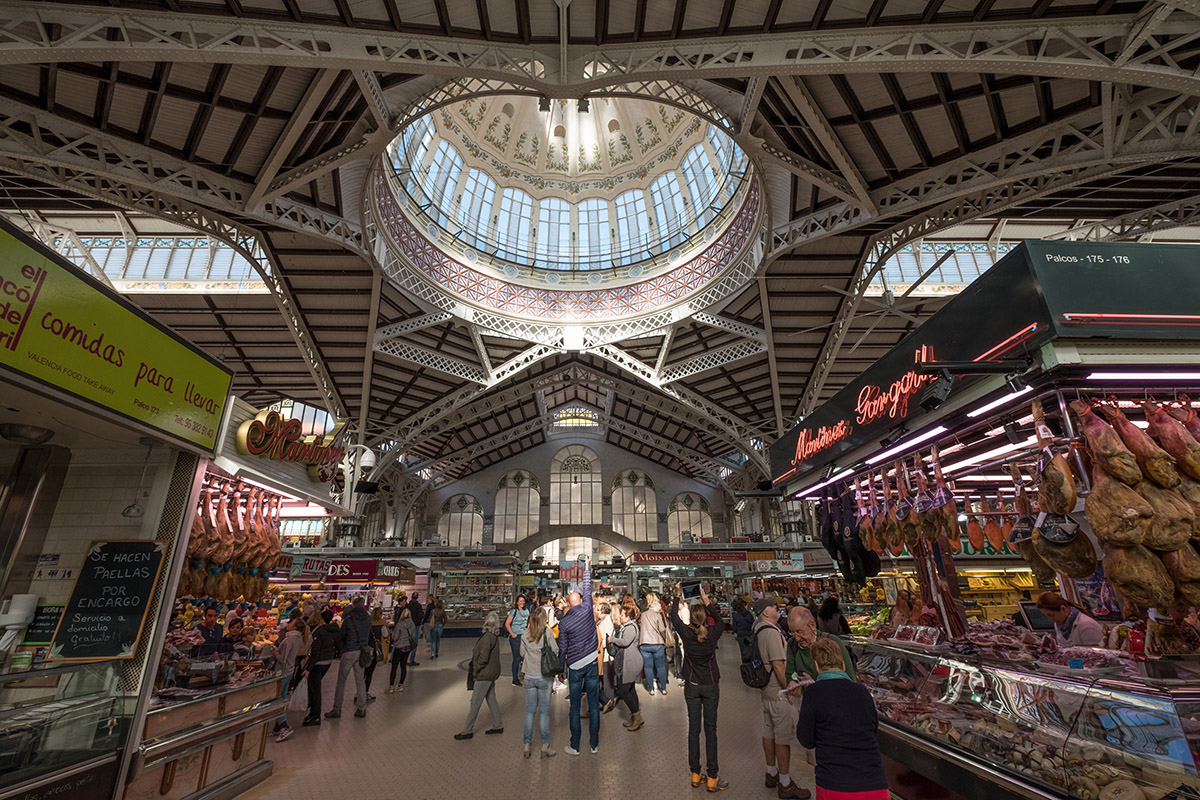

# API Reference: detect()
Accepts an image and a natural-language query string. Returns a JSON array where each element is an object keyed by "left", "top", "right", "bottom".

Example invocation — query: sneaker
[
  {"left": 706, "top": 777, "right": 729, "bottom": 792},
  {"left": 301, "top": 717, "right": 320, "bottom": 727},
  {"left": 387, "top": 686, "right": 396, "bottom": 694},
  {"left": 274, "top": 727, "right": 293, "bottom": 742},
  {"left": 564, "top": 745, "right": 580, "bottom": 756},
  {"left": 399, "top": 684, "right": 405, "bottom": 692},
  {"left": 777, "top": 782, "right": 810, "bottom": 799},
  {"left": 324, "top": 710, "right": 340, "bottom": 719},
  {"left": 354, "top": 708, "right": 367, "bottom": 718},
  {"left": 590, "top": 746, "right": 598, "bottom": 754},
  {"left": 366, "top": 695, "right": 376, "bottom": 704},
  {"left": 691, "top": 773, "right": 703, "bottom": 788},
  {"left": 765, "top": 773, "right": 779, "bottom": 789}
]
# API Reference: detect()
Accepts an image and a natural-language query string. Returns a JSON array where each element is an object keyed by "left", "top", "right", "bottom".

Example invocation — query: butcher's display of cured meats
[{"left": 182, "top": 475, "right": 283, "bottom": 602}]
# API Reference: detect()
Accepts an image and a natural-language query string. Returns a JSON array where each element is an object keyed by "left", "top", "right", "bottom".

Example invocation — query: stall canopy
[{"left": 770, "top": 240, "right": 1200, "bottom": 494}]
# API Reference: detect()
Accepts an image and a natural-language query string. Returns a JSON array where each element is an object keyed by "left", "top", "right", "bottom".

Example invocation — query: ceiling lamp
[{"left": 121, "top": 442, "right": 154, "bottom": 519}]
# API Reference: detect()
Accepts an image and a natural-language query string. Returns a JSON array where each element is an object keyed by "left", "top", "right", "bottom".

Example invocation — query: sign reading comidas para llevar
[{"left": 0, "top": 220, "right": 233, "bottom": 452}]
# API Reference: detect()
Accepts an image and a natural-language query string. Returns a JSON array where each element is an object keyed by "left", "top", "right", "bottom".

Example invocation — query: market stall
[
  {"left": 770, "top": 239, "right": 1200, "bottom": 800},
  {"left": 0, "top": 220, "right": 234, "bottom": 800},
  {"left": 431, "top": 556, "right": 519, "bottom": 633}
]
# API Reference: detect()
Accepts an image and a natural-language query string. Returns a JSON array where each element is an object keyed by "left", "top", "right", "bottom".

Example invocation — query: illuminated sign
[
  {"left": 235, "top": 409, "right": 348, "bottom": 482},
  {"left": 630, "top": 552, "right": 748, "bottom": 564}
]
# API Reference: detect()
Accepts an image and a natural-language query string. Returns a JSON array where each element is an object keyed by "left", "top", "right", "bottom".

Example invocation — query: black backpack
[{"left": 739, "top": 624, "right": 775, "bottom": 689}]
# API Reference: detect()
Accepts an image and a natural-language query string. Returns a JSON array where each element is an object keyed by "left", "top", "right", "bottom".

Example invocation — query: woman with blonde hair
[
  {"left": 640, "top": 591, "right": 670, "bottom": 695},
  {"left": 519, "top": 605, "right": 558, "bottom": 758},
  {"left": 670, "top": 584, "right": 727, "bottom": 792},
  {"left": 388, "top": 606, "right": 416, "bottom": 693}
]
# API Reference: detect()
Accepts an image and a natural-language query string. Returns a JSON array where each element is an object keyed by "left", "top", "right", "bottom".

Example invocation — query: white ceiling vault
[{"left": 0, "top": 0, "right": 1199, "bottom": 504}]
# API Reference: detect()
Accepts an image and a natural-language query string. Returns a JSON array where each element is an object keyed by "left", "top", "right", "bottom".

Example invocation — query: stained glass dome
[{"left": 368, "top": 85, "right": 765, "bottom": 339}]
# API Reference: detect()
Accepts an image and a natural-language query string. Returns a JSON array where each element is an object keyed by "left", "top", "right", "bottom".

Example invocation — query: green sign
[{"left": 0, "top": 220, "right": 233, "bottom": 451}]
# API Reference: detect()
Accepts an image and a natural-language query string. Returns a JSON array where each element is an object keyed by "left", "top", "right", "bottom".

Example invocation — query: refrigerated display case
[{"left": 850, "top": 639, "right": 1200, "bottom": 800}]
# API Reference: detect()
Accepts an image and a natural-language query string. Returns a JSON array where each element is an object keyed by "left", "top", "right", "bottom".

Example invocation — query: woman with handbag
[
  {"left": 455, "top": 611, "right": 504, "bottom": 740},
  {"left": 639, "top": 593, "right": 670, "bottom": 696},
  {"left": 388, "top": 606, "right": 416, "bottom": 693},
  {"left": 607, "top": 603, "right": 645, "bottom": 731},
  {"left": 519, "top": 605, "right": 558, "bottom": 758}
]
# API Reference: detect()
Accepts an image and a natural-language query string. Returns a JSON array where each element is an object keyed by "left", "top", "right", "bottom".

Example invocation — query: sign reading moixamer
[
  {"left": 0, "top": 221, "right": 233, "bottom": 451},
  {"left": 631, "top": 552, "right": 748, "bottom": 564}
]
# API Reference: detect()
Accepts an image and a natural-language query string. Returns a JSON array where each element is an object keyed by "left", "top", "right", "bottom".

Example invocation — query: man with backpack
[{"left": 751, "top": 599, "right": 810, "bottom": 800}]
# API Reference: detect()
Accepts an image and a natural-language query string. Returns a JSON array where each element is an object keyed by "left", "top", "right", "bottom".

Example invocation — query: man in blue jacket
[
  {"left": 556, "top": 555, "right": 600, "bottom": 755},
  {"left": 328, "top": 596, "right": 372, "bottom": 719}
]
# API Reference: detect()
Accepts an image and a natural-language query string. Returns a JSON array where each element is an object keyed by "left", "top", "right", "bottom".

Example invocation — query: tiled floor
[{"left": 240, "top": 637, "right": 819, "bottom": 800}]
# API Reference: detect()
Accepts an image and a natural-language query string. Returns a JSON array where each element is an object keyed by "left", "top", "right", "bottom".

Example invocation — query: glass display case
[
  {"left": 0, "top": 660, "right": 127, "bottom": 793},
  {"left": 851, "top": 639, "right": 1200, "bottom": 799},
  {"left": 436, "top": 571, "right": 515, "bottom": 625}
]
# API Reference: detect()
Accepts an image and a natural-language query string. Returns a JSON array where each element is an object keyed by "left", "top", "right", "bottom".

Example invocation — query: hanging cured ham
[
  {"left": 1097, "top": 401, "right": 1180, "bottom": 489},
  {"left": 912, "top": 459, "right": 940, "bottom": 542},
  {"left": 1009, "top": 464, "right": 1056, "bottom": 584},
  {"left": 1167, "top": 397, "right": 1200, "bottom": 441},
  {"left": 894, "top": 461, "right": 920, "bottom": 549},
  {"left": 1103, "top": 544, "right": 1174, "bottom": 608},
  {"left": 1134, "top": 480, "right": 1194, "bottom": 551},
  {"left": 855, "top": 477, "right": 876, "bottom": 553},
  {"left": 865, "top": 474, "right": 884, "bottom": 555},
  {"left": 1033, "top": 398, "right": 1078, "bottom": 513},
  {"left": 1070, "top": 398, "right": 1142, "bottom": 486},
  {"left": 966, "top": 498, "right": 985, "bottom": 552},
  {"left": 929, "top": 445, "right": 960, "bottom": 544},
  {"left": 1085, "top": 462, "right": 1154, "bottom": 547},
  {"left": 982, "top": 495, "right": 1005, "bottom": 553},
  {"left": 1144, "top": 399, "right": 1200, "bottom": 481},
  {"left": 997, "top": 492, "right": 1014, "bottom": 549},
  {"left": 882, "top": 468, "right": 904, "bottom": 556},
  {"left": 1159, "top": 545, "right": 1200, "bottom": 606}
]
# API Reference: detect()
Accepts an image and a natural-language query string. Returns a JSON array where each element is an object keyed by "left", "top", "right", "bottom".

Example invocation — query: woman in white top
[
  {"left": 519, "top": 606, "right": 558, "bottom": 759},
  {"left": 1036, "top": 591, "right": 1103, "bottom": 647},
  {"left": 596, "top": 603, "right": 615, "bottom": 711}
]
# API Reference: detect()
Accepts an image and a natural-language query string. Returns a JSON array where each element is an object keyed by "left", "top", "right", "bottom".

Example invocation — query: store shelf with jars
[
  {"left": 435, "top": 571, "right": 515, "bottom": 628},
  {"left": 850, "top": 638, "right": 1200, "bottom": 800}
]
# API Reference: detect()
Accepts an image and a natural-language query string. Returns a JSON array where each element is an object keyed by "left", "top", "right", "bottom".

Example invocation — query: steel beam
[
  {"left": 1045, "top": 193, "right": 1200, "bottom": 241},
  {"left": 659, "top": 339, "right": 767, "bottom": 383}
]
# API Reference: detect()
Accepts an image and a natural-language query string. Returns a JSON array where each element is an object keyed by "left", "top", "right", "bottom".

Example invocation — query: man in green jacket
[{"left": 784, "top": 606, "right": 856, "bottom": 685}]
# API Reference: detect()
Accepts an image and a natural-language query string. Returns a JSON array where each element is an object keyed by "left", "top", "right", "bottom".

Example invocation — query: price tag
[{"left": 1068, "top": 658, "right": 1083, "bottom": 669}]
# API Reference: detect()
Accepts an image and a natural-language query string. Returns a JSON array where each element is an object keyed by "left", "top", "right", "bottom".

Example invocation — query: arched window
[
  {"left": 495, "top": 470, "right": 540, "bottom": 543},
  {"left": 550, "top": 445, "right": 602, "bottom": 525},
  {"left": 681, "top": 144, "right": 718, "bottom": 226},
  {"left": 423, "top": 140, "right": 463, "bottom": 224},
  {"left": 437, "top": 494, "right": 484, "bottom": 548},
  {"left": 667, "top": 493, "right": 713, "bottom": 545},
  {"left": 576, "top": 198, "right": 611, "bottom": 268},
  {"left": 535, "top": 197, "right": 571, "bottom": 269},
  {"left": 553, "top": 124, "right": 566, "bottom": 139},
  {"left": 607, "top": 118, "right": 621, "bottom": 133},
  {"left": 612, "top": 469, "right": 657, "bottom": 542},
  {"left": 457, "top": 169, "right": 497, "bottom": 249},
  {"left": 650, "top": 173, "right": 688, "bottom": 248},
  {"left": 501, "top": 102, "right": 515, "bottom": 118},
  {"left": 495, "top": 187, "right": 534, "bottom": 261},
  {"left": 614, "top": 189, "right": 650, "bottom": 265}
]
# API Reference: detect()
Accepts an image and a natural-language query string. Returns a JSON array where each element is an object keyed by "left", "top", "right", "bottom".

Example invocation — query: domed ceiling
[{"left": 369, "top": 89, "right": 764, "bottom": 338}]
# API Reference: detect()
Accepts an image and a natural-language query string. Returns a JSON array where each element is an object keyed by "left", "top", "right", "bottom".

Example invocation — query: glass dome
[
  {"left": 368, "top": 86, "right": 764, "bottom": 337},
  {"left": 386, "top": 95, "right": 746, "bottom": 273}
]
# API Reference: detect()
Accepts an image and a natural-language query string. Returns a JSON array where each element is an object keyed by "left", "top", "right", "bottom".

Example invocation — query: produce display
[
  {"left": 852, "top": 638, "right": 1200, "bottom": 800},
  {"left": 180, "top": 478, "right": 283, "bottom": 602}
]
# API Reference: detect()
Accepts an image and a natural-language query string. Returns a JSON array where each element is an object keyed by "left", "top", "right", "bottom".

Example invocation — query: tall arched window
[
  {"left": 495, "top": 470, "right": 540, "bottom": 543},
  {"left": 576, "top": 198, "right": 611, "bottom": 268},
  {"left": 424, "top": 140, "right": 463, "bottom": 224},
  {"left": 535, "top": 197, "right": 571, "bottom": 269},
  {"left": 667, "top": 493, "right": 713, "bottom": 545},
  {"left": 614, "top": 189, "right": 650, "bottom": 265},
  {"left": 550, "top": 445, "right": 602, "bottom": 525},
  {"left": 650, "top": 173, "right": 688, "bottom": 248},
  {"left": 681, "top": 144, "right": 718, "bottom": 226},
  {"left": 438, "top": 494, "right": 484, "bottom": 548},
  {"left": 612, "top": 469, "right": 657, "bottom": 542},
  {"left": 495, "top": 188, "right": 534, "bottom": 261},
  {"left": 457, "top": 168, "right": 497, "bottom": 249}
]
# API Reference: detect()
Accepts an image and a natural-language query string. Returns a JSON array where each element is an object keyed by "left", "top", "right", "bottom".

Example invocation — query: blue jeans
[
  {"left": 409, "top": 628, "right": 421, "bottom": 663},
  {"left": 567, "top": 660, "right": 600, "bottom": 750},
  {"left": 509, "top": 634, "right": 524, "bottom": 682},
  {"left": 275, "top": 673, "right": 291, "bottom": 728},
  {"left": 523, "top": 675, "right": 552, "bottom": 745},
  {"left": 640, "top": 644, "right": 667, "bottom": 692},
  {"left": 429, "top": 624, "right": 444, "bottom": 656}
]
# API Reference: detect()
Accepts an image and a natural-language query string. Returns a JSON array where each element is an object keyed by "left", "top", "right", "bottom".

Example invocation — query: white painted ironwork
[
  {"left": 1046, "top": 193, "right": 1200, "bottom": 241},
  {"left": 691, "top": 312, "right": 767, "bottom": 342},
  {"left": 660, "top": 340, "right": 767, "bottom": 383},
  {"left": 374, "top": 312, "right": 454, "bottom": 343},
  {"left": 374, "top": 338, "right": 489, "bottom": 384}
]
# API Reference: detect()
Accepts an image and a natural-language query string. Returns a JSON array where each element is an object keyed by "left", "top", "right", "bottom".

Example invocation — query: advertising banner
[
  {"left": 0, "top": 220, "right": 233, "bottom": 452},
  {"left": 631, "top": 552, "right": 748, "bottom": 564},
  {"left": 325, "top": 559, "right": 378, "bottom": 582}
]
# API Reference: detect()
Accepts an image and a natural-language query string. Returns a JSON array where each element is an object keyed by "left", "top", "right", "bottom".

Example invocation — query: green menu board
[{"left": 0, "top": 219, "right": 233, "bottom": 451}]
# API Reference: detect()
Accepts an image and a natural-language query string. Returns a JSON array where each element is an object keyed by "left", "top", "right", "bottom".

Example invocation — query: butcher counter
[{"left": 849, "top": 639, "right": 1200, "bottom": 800}]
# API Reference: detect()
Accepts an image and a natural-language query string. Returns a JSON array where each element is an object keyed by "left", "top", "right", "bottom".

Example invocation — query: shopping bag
[{"left": 287, "top": 677, "right": 308, "bottom": 712}]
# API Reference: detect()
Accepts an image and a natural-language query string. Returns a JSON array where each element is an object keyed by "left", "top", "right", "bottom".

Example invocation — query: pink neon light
[
  {"left": 974, "top": 323, "right": 1039, "bottom": 362},
  {"left": 1062, "top": 312, "right": 1200, "bottom": 326}
]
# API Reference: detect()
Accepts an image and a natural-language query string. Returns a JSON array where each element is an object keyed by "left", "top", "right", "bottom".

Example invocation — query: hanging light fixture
[{"left": 121, "top": 442, "right": 154, "bottom": 518}]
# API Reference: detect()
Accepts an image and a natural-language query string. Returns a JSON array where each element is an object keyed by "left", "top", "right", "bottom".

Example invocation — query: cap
[{"left": 753, "top": 598, "right": 777, "bottom": 615}]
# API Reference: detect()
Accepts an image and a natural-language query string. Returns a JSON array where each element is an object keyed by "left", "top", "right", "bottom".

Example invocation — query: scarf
[
  {"left": 816, "top": 669, "right": 851, "bottom": 683},
  {"left": 1057, "top": 607, "right": 1079, "bottom": 641}
]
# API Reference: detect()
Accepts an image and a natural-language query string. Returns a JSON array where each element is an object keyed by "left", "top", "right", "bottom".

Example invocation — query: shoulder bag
[{"left": 540, "top": 631, "right": 562, "bottom": 677}]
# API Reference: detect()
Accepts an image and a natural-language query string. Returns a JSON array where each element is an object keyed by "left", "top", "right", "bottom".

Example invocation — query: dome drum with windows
[{"left": 369, "top": 87, "right": 764, "bottom": 336}]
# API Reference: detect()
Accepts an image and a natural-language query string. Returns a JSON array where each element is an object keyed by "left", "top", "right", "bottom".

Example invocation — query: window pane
[{"left": 496, "top": 188, "right": 534, "bottom": 262}]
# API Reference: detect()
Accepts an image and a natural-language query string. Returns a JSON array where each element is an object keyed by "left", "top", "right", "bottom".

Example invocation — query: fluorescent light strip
[
  {"left": 796, "top": 468, "right": 856, "bottom": 499},
  {"left": 943, "top": 436, "right": 1037, "bottom": 474},
  {"left": 1087, "top": 372, "right": 1200, "bottom": 381},
  {"left": 865, "top": 426, "right": 948, "bottom": 466},
  {"left": 966, "top": 387, "right": 1033, "bottom": 418}
]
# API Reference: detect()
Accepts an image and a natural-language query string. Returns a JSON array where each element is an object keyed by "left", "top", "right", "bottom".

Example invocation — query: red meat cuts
[{"left": 1033, "top": 398, "right": 1078, "bottom": 512}]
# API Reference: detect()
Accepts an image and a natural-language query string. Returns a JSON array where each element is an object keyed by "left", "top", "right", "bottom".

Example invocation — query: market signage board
[
  {"left": 50, "top": 540, "right": 166, "bottom": 661},
  {"left": 21, "top": 603, "right": 64, "bottom": 645},
  {"left": 325, "top": 559, "right": 378, "bottom": 582},
  {"left": 0, "top": 220, "right": 234, "bottom": 452},
  {"left": 630, "top": 552, "right": 748, "bottom": 564},
  {"left": 769, "top": 240, "right": 1200, "bottom": 488}
]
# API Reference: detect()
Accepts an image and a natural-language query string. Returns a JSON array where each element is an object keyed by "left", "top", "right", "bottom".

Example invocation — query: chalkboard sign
[
  {"left": 50, "top": 540, "right": 166, "bottom": 661},
  {"left": 21, "top": 603, "right": 64, "bottom": 645}
]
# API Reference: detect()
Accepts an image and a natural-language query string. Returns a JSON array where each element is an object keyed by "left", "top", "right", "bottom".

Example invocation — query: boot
[{"left": 624, "top": 712, "right": 644, "bottom": 731}]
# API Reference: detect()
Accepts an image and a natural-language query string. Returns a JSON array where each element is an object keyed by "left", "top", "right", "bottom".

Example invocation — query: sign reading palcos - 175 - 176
[{"left": 0, "top": 220, "right": 233, "bottom": 452}]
